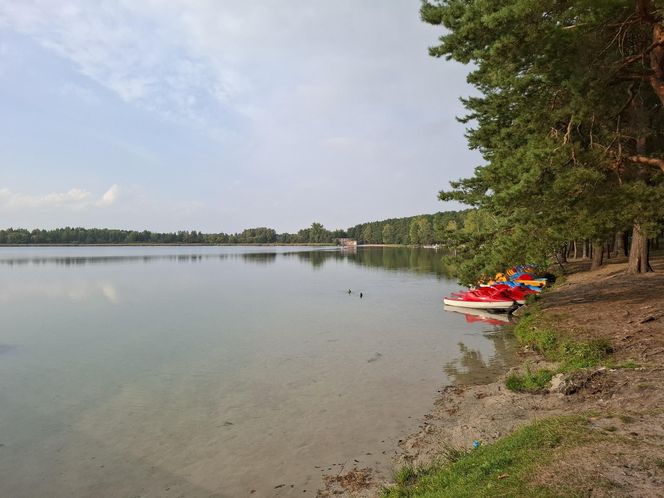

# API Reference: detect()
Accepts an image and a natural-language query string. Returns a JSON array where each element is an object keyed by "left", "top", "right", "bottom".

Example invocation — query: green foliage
[
  {"left": 0, "top": 210, "right": 475, "bottom": 247},
  {"left": 382, "top": 223, "right": 396, "bottom": 244},
  {"left": 505, "top": 366, "right": 555, "bottom": 393},
  {"left": 423, "top": 0, "right": 664, "bottom": 281},
  {"left": 0, "top": 224, "right": 341, "bottom": 245},
  {"left": 418, "top": 217, "right": 434, "bottom": 245},
  {"left": 383, "top": 415, "right": 599, "bottom": 498},
  {"left": 347, "top": 210, "right": 468, "bottom": 245},
  {"left": 362, "top": 224, "right": 374, "bottom": 244}
]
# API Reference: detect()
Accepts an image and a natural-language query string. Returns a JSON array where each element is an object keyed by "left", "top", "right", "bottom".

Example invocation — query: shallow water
[{"left": 0, "top": 246, "right": 515, "bottom": 497}]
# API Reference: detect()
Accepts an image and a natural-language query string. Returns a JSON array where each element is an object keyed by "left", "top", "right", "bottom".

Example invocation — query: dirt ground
[{"left": 319, "top": 255, "right": 664, "bottom": 497}]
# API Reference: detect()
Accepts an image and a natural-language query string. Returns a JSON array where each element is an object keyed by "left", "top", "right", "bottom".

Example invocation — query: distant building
[{"left": 336, "top": 238, "right": 357, "bottom": 247}]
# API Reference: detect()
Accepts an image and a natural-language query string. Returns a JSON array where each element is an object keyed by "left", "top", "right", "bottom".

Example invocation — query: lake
[{"left": 0, "top": 246, "right": 515, "bottom": 497}]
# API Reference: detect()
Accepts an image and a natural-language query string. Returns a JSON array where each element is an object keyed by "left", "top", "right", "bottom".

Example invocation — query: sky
[{"left": 0, "top": 0, "right": 479, "bottom": 233}]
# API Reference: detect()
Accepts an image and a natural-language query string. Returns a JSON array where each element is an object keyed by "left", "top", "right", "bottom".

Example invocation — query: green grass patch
[
  {"left": 512, "top": 306, "right": 612, "bottom": 372},
  {"left": 512, "top": 308, "right": 558, "bottom": 355},
  {"left": 394, "top": 466, "right": 427, "bottom": 487},
  {"left": 383, "top": 416, "right": 599, "bottom": 498},
  {"left": 556, "top": 339, "right": 613, "bottom": 371},
  {"left": 506, "top": 366, "right": 555, "bottom": 393},
  {"left": 606, "top": 359, "right": 639, "bottom": 370}
]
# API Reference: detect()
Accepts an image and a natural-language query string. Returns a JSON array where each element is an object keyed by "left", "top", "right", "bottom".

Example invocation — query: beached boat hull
[{"left": 442, "top": 297, "right": 515, "bottom": 309}]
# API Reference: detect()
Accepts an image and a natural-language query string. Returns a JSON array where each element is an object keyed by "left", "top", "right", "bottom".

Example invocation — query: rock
[
  {"left": 548, "top": 368, "right": 606, "bottom": 395},
  {"left": 512, "top": 305, "right": 528, "bottom": 317},
  {"left": 549, "top": 373, "right": 566, "bottom": 393}
]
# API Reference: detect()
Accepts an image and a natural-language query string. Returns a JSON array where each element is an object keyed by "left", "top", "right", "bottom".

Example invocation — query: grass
[
  {"left": 506, "top": 366, "right": 555, "bottom": 393},
  {"left": 383, "top": 416, "right": 600, "bottom": 498},
  {"left": 394, "top": 466, "right": 427, "bottom": 487},
  {"left": 393, "top": 445, "right": 468, "bottom": 487},
  {"left": 606, "top": 359, "right": 640, "bottom": 370},
  {"left": 505, "top": 305, "right": 614, "bottom": 392},
  {"left": 513, "top": 305, "right": 613, "bottom": 369}
]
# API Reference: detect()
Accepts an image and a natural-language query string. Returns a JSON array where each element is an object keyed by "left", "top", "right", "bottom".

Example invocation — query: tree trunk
[
  {"left": 613, "top": 231, "right": 627, "bottom": 257},
  {"left": 649, "top": 20, "right": 664, "bottom": 106},
  {"left": 625, "top": 77, "right": 653, "bottom": 273},
  {"left": 558, "top": 244, "right": 567, "bottom": 263},
  {"left": 582, "top": 240, "right": 588, "bottom": 259},
  {"left": 573, "top": 240, "right": 579, "bottom": 259},
  {"left": 627, "top": 223, "right": 652, "bottom": 273},
  {"left": 591, "top": 240, "right": 604, "bottom": 270}
]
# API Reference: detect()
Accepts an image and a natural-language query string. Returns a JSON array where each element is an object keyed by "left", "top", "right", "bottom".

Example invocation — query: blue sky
[{"left": 0, "top": 1, "right": 479, "bottom": 233}]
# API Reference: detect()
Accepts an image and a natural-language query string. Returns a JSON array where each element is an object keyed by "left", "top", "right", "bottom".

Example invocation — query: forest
[
  {"left": 421, "top": 0, "right": 664, "bottom": 283},
  {"left": 0, "top": 211, "right": 469, "bottom": 246}
]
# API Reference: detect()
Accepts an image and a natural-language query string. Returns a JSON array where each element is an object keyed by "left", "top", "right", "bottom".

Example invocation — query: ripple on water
[{"left": 0, "top": 344, "right": 17, "bottom": 356}]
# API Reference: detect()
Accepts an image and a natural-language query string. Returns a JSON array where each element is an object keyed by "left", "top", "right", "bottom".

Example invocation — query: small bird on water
[
  {"left": 360, "top": 292, "right": 363, "bottom": 298},
  {"left": 348, "top": 289, "right": 352, "bottom": 294}
]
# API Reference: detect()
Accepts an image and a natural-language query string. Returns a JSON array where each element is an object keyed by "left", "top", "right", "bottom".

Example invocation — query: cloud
[
  {"left": 0, "top": 185, "right": 119, "bottom": 210},
  {"left": 0, "top": 1, "right": 480, "bottom": 232},
  {"left": 98, "top": 184, "right": 120, "bottom": 206},
  {"left": 0, "top": 1, "right": 239, "bottom": 134},
  {"left": 0, "top": 184, "right": 208, "bottom": 231}
]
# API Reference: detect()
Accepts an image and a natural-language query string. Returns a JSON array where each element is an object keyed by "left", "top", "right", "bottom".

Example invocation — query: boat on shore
[
  {"left": 443, "top": 265, "right": 548, "bottom": 311},
  {"left": 442, "top": 294, "right": 515, "bottom": 310}
]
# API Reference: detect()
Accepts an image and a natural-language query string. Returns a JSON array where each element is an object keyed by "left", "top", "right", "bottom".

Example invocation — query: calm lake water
[{"left": 0, "top": 246, "right": 515, "bottom": 497}]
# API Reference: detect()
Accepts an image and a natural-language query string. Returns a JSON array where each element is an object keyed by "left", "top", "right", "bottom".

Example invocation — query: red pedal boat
[{"left": 443, "top": 287, "right": 516, "bottom": 310}]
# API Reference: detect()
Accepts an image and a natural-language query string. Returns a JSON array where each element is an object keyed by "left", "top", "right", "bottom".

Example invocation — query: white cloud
[
  {"left": 0, "top": 0, "right": 239, "bottom": 133},
  {"left": 0, "top": 1, "right": 480, "bottom": 232},
  {"left": 0, "top": 185, "right": 119, "bottom": 210},
  {"left": 98, "top": 184, "right": 120, "bottom": 206}
]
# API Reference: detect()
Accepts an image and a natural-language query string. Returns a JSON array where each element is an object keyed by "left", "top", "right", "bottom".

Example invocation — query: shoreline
[
  {"left": 0, "top": 243, "right": 338, "bottom": 247},
  {"left": 0, "top": 243, "right": 439, "bottom": 248},
  {"left": 320, "top": 255, "right": 664, "bottom": 497}
]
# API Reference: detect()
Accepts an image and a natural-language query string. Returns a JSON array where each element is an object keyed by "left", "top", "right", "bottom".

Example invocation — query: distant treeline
[
  {"left": 0, "top": 226, "right": 336, "bottom": 245},
  {"left": 0, "top": 210, "right": 473, "bottom": 246},
  {"left": 347, "top": 210, "right": 469, "bottom": 245}
]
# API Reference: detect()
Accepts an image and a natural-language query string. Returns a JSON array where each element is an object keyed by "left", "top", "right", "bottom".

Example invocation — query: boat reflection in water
[{"left": 443, "top": 304, "right": 512, "bottom": 326}]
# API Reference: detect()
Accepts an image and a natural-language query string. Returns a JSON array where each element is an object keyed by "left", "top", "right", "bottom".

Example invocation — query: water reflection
[
  {"left": 442, "top": 331, "right": 517, "bottom": 385},
  {"left": 293, "top": 250, "right": 329, "bottom": 269},
  {"left": 240, "top": 252, "right": 277, "bottom": 264},
  {"left": 0, "top": 344, "right": 18, "bottom": 355},
  {"left": 0, "top": 254, "right": 226, "bottom": 266},
  {"left": 292, "top": 247, "right": 452, "bottom": 276},
  {"left": 0, "top": 247, "right": 454, "bottom": 278},
  {"left": 0, "top": 281, "right": 120, "bottom": 303},
  {"left": 443, "top": 305, "right": 511, "bottom": 326}
]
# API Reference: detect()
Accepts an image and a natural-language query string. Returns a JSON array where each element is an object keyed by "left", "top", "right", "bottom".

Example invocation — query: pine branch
[{"left": 626, "top": 154, "right": 664, "bottom": 172}]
